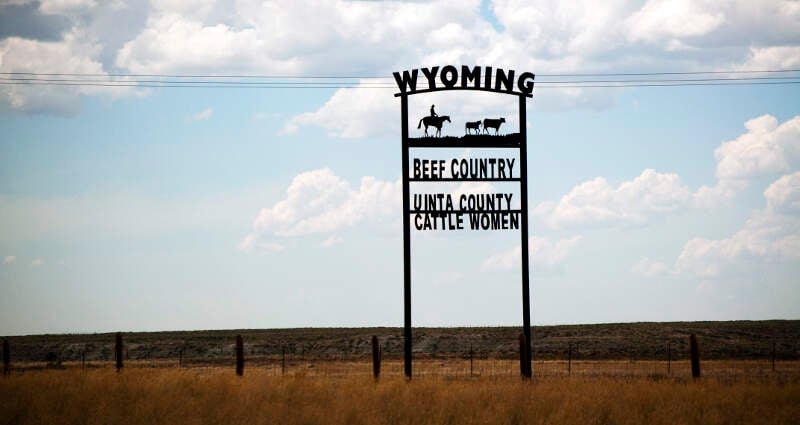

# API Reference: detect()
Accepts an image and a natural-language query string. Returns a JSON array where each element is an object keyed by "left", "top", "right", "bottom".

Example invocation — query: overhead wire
[
  {"left": 0, "top": 69, "right": 798, "bottom": 89},
  {"left": 1, "top": 68, "right": 798, "bottom": 79}
]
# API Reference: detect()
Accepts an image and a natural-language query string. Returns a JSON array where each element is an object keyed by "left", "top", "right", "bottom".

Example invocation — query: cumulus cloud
[
  {"left": 4, "top": 1, "right": 799, "bottom": 118},
  {"left": 765, "top": 171, "right": 800, "bottom": 211},
  {"left": 30, "top": 258, "right": 44, "bottom": 267},
  {"left": 480, "top": 235, "right": 581, "bottom": 271},
  {"left": 676, "top": 172, "right": 800, "bottom": 279},
  {"left": 534, "top": 115, "right": 800, "bottom": 230},
  {"left": 240, "top": 168, "right": 401, "bottom": 252},
  {"left": 626, "top": 0, "right": 724, "bottom": 43},
  {"left": 115, "top": 0, "right": 482, "bottom": 76},
  {"left": 716, "top": 115, "right": 800, "bottom": 180},
  {"left": 281, "top": 81, "right": 396, "bottom": 138},
  {"left": 737, "top": 46, "right": 800, "bottom": 71},
  {"left": 2, "top": 255, "right": 16, "bottom": 264},
  {"left": 115, "top": 13, "right": 274, "bottom": 74},
  {"left": 0, "top": 29, "right": 142, "bottom": 115},
  {"left": 694, "top": 115, "right": 800, "bottom": 206},
  {"left": 534, "top": 169, "right": 691, "bottom": 229},
  {"left": 283, "top": 0, "right": 800, "bottom": 136}
]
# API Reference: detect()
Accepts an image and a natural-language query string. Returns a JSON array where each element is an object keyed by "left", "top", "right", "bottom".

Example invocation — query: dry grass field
[{"left": 2, "top": 361, "right": 799, "bottom": 425}]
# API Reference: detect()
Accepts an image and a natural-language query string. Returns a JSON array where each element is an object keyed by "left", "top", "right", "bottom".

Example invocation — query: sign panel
[{"left": 395, "top": 65, "right": 535, "bottom": 378}]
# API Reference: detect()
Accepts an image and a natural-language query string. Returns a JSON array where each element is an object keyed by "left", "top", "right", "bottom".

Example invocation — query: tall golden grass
[{"left": 1, "top": 363, "right": 798, "bottom": 425}]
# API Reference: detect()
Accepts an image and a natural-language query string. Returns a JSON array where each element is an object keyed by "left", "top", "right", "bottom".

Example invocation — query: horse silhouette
[
  {"left": 418, "top": 115, "right": 451, "bottom": 137},
  {"left": 483, "top": 117, "right": 506, "bottom": 135},
  {"left": 465, "top": 120, "right": 481, "bottom": 135}
]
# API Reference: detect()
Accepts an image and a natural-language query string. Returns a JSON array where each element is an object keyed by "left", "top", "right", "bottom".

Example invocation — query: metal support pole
[
  {"left": 401, "top": 94, "right": 412, "bottom": 379},
  {"left": 519, "top": 94, "right": 532, "bottom": 379}
]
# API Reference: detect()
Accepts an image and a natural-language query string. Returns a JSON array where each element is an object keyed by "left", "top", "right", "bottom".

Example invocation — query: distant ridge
[{"left": 4, "top": 320, "right": 798, "bottom": 363}]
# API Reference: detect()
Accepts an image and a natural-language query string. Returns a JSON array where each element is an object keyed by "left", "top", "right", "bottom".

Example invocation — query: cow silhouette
[
  {"left": 465, "top": 120, "right": 481, "bottom": 135},
  {"left": 483, "top": 118, "right": 506, "bottom": 135},
  {"left": 418, "top": 115, "right": 451, "bottom": 137}
]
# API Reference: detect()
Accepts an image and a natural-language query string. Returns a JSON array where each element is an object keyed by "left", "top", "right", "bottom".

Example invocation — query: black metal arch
[{"left": 394, "top": 86, "right": 534, "bottom": 98}]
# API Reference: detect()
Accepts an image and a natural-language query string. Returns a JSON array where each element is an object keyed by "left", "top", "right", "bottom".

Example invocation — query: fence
[{"left": 2, "top": 327, "right": 799, "bottom": 380}]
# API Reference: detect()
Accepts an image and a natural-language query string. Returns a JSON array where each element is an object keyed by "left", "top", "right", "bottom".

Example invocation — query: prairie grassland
[{"left": 1, "top": 362, "right": 798, "bottom": 425}]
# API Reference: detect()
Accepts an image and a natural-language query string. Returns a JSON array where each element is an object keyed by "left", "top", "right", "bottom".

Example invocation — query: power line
[
  {"left": 0, "top": 69, "right": 798, "bottom": 89},
  {"left": 2, "top": 80, "right": 799, "bottom": 89},
  {"left": 2, "top": 75, "right": 797, "bottom": 85},
  {"left": 537, "top": 69, "right": 800, "bottom": 77},
  {"left": 0, "top": 68, "right": 798, "bottom": 80}
]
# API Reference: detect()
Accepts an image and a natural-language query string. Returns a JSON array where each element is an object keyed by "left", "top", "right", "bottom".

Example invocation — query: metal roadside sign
[{"left": 394, "top": 65, "right": 535, "bottom": 378}]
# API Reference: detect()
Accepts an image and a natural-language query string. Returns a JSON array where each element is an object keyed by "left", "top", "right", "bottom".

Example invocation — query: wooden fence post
[
  {"left": 690, "top": 334, "right": 700, "bottom": 378},
  {"left": 469, "top": 344, "right": 474, "bottom": 377},
  {"left": 2, "top": 338, "right": 9, "bottom": 376},
  {"left": 667, "top": 342, "right": 671, "bottom": 375},
  {"left": 772, "top": 339, "right": 776, "bottom": 372},
  {"left": 568, "top": 343, "right": 572, "bottom": 376},
  {"left": 372, "top": 336, "right": 381, "bottom": 380},
  {"left": 235, "top": 335, "right": 244, "bottom": 376},
  {"left": 115, "top": 333, "right": 123, "bottom": 372}
]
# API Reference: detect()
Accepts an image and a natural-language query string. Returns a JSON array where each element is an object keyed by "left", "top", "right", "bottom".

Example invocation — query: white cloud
[
  {"left": 115, "top": 1, "right": 482, "bottom": 76},
  {"left": 241, "top": 168, "right": 401, "bottom": 251},
  {"left": 533, "top": 115, "right": 800, "bottom": 229},
  {"left": 0, "top": 30, "right": 141, "bottom": 115},
  {"left": 716, "top": 115, "right": 800, "bottom": 180},
  {"left": 281, "top": 81, "right": 396, "bottom": 138},
  {"left": 765, "top": 172, "right": 800, "bottom": 212},
  {"left": 630, "top": 257, "right": 670, "bottom": 277},
  {"left": 5, "top": 0, "right": 797, "bottom": 119},
  {"left": 2, "top": 255, "right": 16, "bottom": 264},
  {"left": 627, "top": 0, "right": 724, "bottom": 43},
  {"left": 676, "top": 172, "right": 800, "bottom": 279},
  {"left": 263, "top": 0, "right": 799, "bottom": 136},
  {"left": 30, "top": 258, "right": 44, "bottom": 267},
  {"left": 189, "top": 107, "right": 213, "bottom": 121},
  {"left": 535, "top": 169, "right": 691, "bottom": 229},
  {"left": 737, "top": 46, "right": 800, "bottom": 70},
  {"left": 480, "top": 235, "right": 581, "bottom": 271},
  {"left": 115, "top": 13, "right": 277, "bottom": 75},
  {"left": 694, "top": 115, "right": 800, "bottom": 206}
]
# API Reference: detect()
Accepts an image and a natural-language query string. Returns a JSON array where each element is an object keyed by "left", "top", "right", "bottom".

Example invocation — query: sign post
[{"left": 394, "top": 65, "right": 535, "bottom": 379}]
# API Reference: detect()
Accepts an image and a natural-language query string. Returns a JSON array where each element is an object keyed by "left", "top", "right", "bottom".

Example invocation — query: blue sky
[{"left": 1, "top": 0, "right": 799, "bottom": 335}]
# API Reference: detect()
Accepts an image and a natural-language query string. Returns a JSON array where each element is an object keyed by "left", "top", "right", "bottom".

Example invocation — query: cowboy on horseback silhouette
[
  {"left": 418, "top": 112, "right": 450, "bottom": 137},
  {"left": 430, "top": 104, "right": 437, "bottom": 117}
]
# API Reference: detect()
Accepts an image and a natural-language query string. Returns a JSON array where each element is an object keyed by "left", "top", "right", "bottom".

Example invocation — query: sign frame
[{"left": 395, "top": 65, "right": 534, "bottom": 378}]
